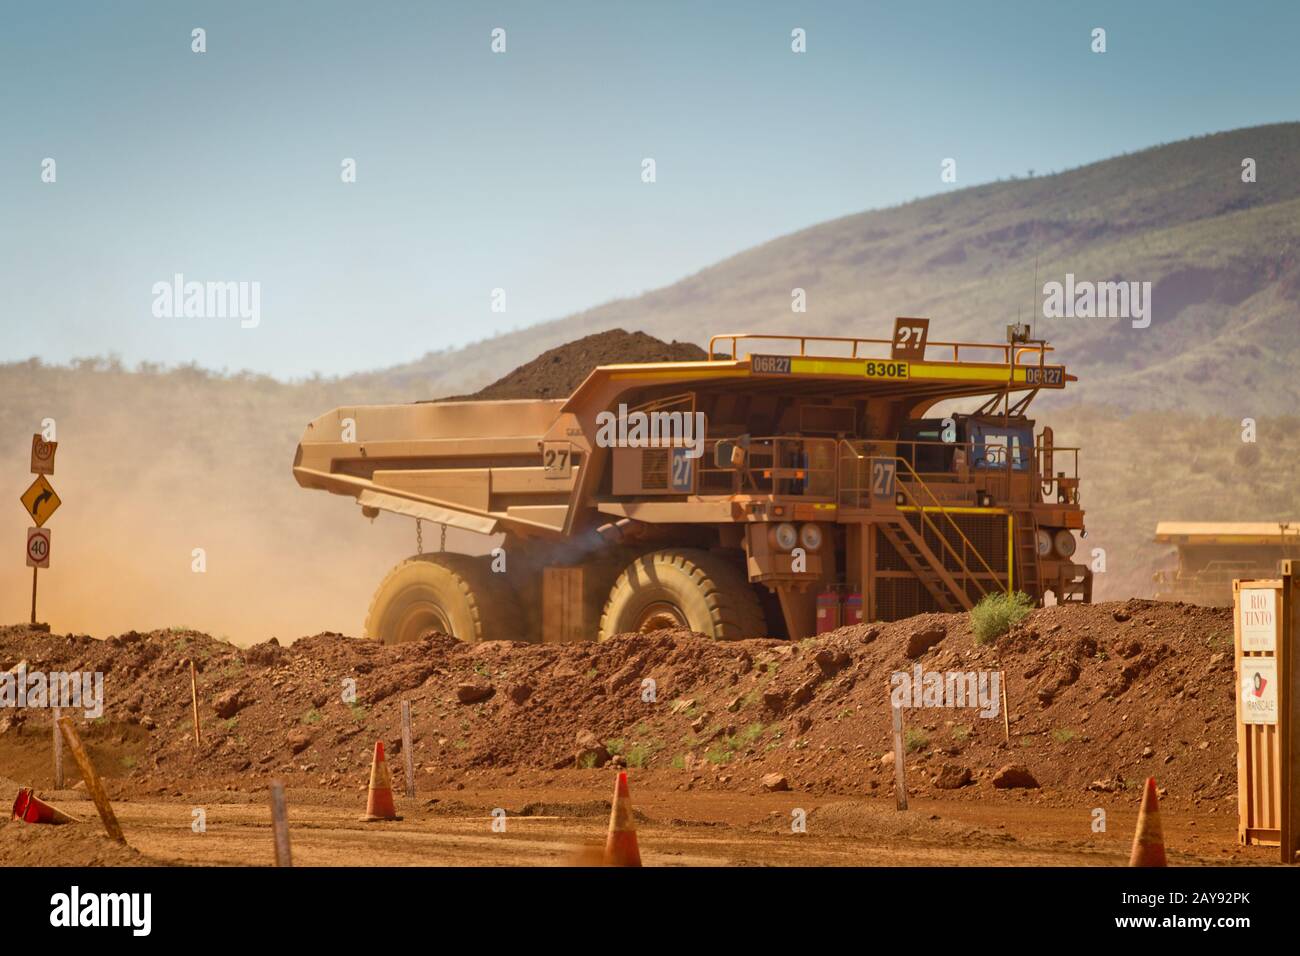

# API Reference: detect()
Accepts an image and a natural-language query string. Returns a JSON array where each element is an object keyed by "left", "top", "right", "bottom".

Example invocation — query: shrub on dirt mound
[
  {"left": 446, "top": 329, "right": 707, "bottom": 401},
  {"left": 970, "top": 591, "right": 1035, "bottom": 643}
]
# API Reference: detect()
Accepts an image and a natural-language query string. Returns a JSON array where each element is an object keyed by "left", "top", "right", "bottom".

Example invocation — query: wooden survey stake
[
  {"left": 52, "top": 705, "right": 64, "bottom": 789},
  {"left": 270, "top": 781, "right": 293, "bottom": 867},
  {"left": 1001, "top": 670, "right": 1010, "bottom": 743},
  {"left": 57, "top": 716, "right": 126, "bottom": 844},
  {"left": 189, "top": 659, "right": 201, "bottom": 745},
  {"left": 401, "top": 699, "right": 416, "bottom": 799},
  {"left": 891, "top": 704, "right": 908, "bottom": 811}
]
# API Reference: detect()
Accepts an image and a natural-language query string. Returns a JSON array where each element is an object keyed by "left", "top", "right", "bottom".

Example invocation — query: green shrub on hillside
[{"left": 970, "top": 591, "right": 1036, "bottom": 644}]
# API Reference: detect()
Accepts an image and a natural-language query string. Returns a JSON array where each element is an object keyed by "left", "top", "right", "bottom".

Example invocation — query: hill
[{"left": 366, "top": 123, "right": 1300, "bottom": 414}]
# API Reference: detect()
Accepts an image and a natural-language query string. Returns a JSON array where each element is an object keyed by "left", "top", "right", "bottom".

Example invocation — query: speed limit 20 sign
[
  {"left": 26, "top": 527, "right": 50, "bottom": 568},
  {"left": 30, "top": 434, "right": 57, "bottom": 475}
]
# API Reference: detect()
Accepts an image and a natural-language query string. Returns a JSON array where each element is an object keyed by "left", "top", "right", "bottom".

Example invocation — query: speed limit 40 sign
[{"left": 26, "top": 527, "right": 50, "bottom": 568}]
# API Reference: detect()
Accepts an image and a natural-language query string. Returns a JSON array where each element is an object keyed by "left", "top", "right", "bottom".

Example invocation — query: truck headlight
[
  {"left": 770, "top": 522, "right": 798, "bottom": 552},
  {"left": 799, "top": 523, "right": 824, "bottom": 552}
]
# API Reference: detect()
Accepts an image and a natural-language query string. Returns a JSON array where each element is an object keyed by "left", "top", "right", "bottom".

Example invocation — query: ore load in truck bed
[{"left": 445, "top": 329, "right": 707, "bottom": 401}]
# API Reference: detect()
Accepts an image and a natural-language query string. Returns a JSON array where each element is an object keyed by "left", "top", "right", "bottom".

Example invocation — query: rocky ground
[{"left": 1, "top": 599, "right": 1238, "bottom": 809}]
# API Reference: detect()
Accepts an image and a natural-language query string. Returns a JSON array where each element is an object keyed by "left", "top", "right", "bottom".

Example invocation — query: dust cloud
[{"left": 1, "top": 360, "right": 486, "bottom": 646}]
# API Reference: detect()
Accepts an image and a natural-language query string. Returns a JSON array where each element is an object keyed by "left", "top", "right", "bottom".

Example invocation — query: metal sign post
[
  {"left": 21, "top": 434, "right": 61, "bottom": 626},
  {"left": 1233, "top": 564, "right": 1298, "bottom": 863},
  {"left": 26, "top": 527, "right": 50, "bottom": 623}
]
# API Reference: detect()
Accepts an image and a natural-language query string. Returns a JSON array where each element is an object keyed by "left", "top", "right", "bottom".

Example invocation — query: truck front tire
[
  {"left": 364, "top": 553, "right": 523, "bottom": 644},
  {"left": 598, "top": 548, "right": 766, "bottom": 641}
]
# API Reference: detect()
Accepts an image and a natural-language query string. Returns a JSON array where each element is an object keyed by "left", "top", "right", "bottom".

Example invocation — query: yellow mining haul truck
[
  {"left": 293, "top": 320, "right": 1092, "bottom": 644},
  {"left": 1153, "top": 521, "right": 1300, "bottom": 606}
]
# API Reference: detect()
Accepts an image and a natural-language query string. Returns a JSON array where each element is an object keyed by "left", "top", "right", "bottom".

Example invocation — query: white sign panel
[
  {"left": 1240, "top": 656, "right": 1278, "bottom": 725},
  {"left": 26, "top": 527, "right": 51, "bottom": 568},
  {"left": 1239, "top": 587, "right": 1278, "bottom": 652}
]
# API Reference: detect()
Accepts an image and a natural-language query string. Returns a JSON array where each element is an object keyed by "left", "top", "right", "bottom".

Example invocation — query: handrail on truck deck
[{"left": 708, "top": 332, "right": 1055, "bottom": 367}]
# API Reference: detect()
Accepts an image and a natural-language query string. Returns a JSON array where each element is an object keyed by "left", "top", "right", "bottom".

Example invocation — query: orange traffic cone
[
  {"left": 1128, "top": 777, "right": 1167, "bottom": 867},
  {"left": 603, "top": 771, "right": 642, "bottom": 867},
  {"left": 12, "top": 788, "right": 79, "bottom": 825},
  {"left": 359, "top": 741, "right": 402, "bottom": 822}
]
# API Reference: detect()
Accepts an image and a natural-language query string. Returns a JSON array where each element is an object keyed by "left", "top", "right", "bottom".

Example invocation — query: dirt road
[
  {"left": 0, "top": 599, "right": 1268, "bottom": 867},
  {"left": 1, "top": 782, "right": 1276, "bottom": 867}
]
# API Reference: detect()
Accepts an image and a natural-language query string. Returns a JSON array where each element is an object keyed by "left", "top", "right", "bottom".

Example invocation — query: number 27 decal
[
  {"left": 543, "top": 442, "right": 572, "bottom": 478},
  {"left": 870, "top": 458, "right": 896, "bottom": 498},
  {"left": 670, "top": 448, "right": 694, "bottom": 492}
]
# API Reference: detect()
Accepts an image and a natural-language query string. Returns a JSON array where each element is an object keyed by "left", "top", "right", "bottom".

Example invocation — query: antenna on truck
[{"left": 1030, "top": 252, "right": 1040, "bottom": 327}]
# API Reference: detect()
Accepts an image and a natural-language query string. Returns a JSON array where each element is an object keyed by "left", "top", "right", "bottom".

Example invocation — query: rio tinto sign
[{"left": 1239, "top": 587, "right": 1278, "bottom": 652}]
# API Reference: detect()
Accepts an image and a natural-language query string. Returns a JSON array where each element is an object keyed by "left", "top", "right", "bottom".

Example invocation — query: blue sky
[{"left": 1, "top": 1, "right": 1296, "bottom": 378}]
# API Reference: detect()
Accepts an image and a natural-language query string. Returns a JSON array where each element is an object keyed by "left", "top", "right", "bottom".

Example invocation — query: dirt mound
[
  {"left": 447, "top": 329, "right": 707, "bottom": 401},
  {"left": 0, "top": 819, "right": 157, "bottom": 867},
  {"left": 0, "top": 599, "right": 1238, "bottom": 808},
  {"left": 0, "top": 775, "right": 21, "bottom": 798}
]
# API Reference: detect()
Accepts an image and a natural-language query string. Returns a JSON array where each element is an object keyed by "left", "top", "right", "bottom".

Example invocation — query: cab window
[
  {"left": 971, "top": 424, "right": 1031, "bottom": 470},
  {"left": 899, "top": 419, "right": 953, "bottom": 473}
]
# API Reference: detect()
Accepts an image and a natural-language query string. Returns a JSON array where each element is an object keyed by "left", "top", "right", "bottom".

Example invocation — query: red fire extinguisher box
[
  {"left": 843, "top": 593, "right": 864, "bottom": 625},
  {"left": 815, "top": 592, "right": 841, "bottom": 634}
]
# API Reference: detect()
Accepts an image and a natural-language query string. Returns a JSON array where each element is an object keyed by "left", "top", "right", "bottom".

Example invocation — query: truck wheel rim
[{"left": 636, "top": 601, "right": 687, "bottom": 632}]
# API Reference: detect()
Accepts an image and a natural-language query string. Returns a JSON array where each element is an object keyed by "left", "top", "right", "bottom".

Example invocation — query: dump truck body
[
  {"left": 294, "top": 321, "right": 1092, "bottom": 643},
  {"left": 1153, "top": 521, "right": 1300, "bottom": 606},
  {"left": 293, "top": 398, "right": 570, "bottom": 536}
]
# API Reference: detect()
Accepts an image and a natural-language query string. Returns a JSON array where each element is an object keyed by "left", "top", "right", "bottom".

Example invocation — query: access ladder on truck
[{"left": 837, "top": 447, "right": 1011, "bottom": 612}]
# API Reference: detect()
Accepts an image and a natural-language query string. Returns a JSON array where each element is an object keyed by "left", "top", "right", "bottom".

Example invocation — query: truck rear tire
[
  {"left": 364, "top": 553, "right": 522, "bottom": 644},
  {"left": 598, "top": 548, "right": 766, "bottom": 641}
]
